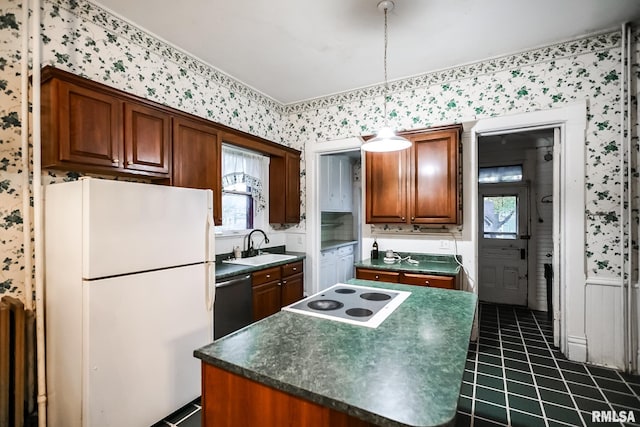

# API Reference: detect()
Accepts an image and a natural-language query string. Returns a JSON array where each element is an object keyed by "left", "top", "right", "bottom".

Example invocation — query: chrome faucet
[{"left": 245, "top": 229, "right": 269, "bottom": 257}]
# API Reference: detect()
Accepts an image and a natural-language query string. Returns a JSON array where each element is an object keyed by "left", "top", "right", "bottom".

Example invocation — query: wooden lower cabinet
[
  {"left": 202, "top": 363, "right": 375, "bottom": 427},
  {"left": 355, "top": 268, "right": 456, "bottom": 290},
  {"left": 252, "top": 261, "right": 304, "bottom": 321}
]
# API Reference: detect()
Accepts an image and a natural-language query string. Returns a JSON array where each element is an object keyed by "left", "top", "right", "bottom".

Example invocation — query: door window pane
[
  {"left": 483, "top": 196, "right": 517, "bottom": 239},
  {"left": 479, "top": 165, "right": 523, "bottom": 183}
]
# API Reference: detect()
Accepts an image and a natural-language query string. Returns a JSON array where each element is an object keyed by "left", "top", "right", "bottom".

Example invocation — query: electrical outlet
[{"left": 439, "top": 240, "right": 451, "bottom": 250}]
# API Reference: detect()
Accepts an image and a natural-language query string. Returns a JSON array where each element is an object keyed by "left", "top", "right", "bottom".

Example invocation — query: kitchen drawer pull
[
  {"left": 292, "top": 267, "right": 297, "bottom": 271},
  {"left": 425, "top": 280, "right": 430, "bottom": 285},
  {"left": 282, "top": 280, "right": 287, "bottom": 284},
  {"left": 375, "top": 275, "right": 380, "bottom": 279},
  {"left": 266, "top": 274, "right": 271, "bottom": 278}
]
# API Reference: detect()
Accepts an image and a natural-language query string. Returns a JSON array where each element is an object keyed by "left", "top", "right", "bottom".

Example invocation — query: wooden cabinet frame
[{"left": 365, "top": 124, "right": 462, "bottom": 225}]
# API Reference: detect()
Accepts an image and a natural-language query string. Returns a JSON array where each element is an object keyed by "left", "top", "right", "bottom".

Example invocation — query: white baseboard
[{"left": 567, "top": 335, "right": 588, "bottom": 362}]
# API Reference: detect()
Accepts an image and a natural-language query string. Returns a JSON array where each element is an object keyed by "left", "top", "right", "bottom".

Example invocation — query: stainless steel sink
[{"left": 222, "top": 253, "right": 297, "bottom": 267}]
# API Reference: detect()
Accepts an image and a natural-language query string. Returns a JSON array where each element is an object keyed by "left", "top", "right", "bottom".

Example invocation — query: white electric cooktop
[{"left": 282, "top": 283, "right": 411, "bottom": 328}]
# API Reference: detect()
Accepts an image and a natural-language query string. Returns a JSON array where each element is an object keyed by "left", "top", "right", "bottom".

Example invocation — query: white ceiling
[{"left": 93, "top": 0, "right": 640, "bottom": 104}]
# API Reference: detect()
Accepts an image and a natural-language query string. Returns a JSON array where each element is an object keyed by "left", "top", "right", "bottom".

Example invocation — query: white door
[
  {"left": 85, "top": 264, "right": 210, "bottom": 426},
  {"left": 478, "top": 185, "right": 529, "bottom": 305}
]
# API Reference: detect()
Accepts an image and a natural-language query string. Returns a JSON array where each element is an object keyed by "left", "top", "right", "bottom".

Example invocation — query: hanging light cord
[{"left": 383, "top": 5, "right": 389, "bottom": 126}]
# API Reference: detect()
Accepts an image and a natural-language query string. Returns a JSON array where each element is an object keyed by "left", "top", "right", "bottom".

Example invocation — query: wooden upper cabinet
[
  {"left": 410, "top": 128, "right": 460, "bottom": 224},
  {"left": 269, "top": 151, "right": 300, "bottom": 224},
  {"left": 172, "top": 116, "right": 222, "bottom": 225},
  {"left": 365, "top": 125, "right": 461, "bottom": 225},
  {"left": 44, "top": 79, "right": 123, "bottom": 169},
  {"left": 365, "top": 149, "right": 409, "bottom": 223},
  {"left": 124, "top": 103, "right": 171, "bottom": 174},
  {"left": 41, "top": 67, "right": 170, "bottom": 179}
]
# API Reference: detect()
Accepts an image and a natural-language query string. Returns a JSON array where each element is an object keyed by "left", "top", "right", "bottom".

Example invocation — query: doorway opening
[
  {"left": 477, "top": 129, "right": 556, "bottom": 314},
  {"left": 317, "top": 150, "right": 362, "bottom": 291}
]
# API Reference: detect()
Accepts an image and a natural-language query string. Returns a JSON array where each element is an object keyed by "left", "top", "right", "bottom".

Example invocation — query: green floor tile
[
  {"left": 478, "top": 353, "right": 503, "bottom": 367},
  {"left": 507, "top": 381, "right": 538, "bottom": 399},
  {"left": 477, "top": 373, "right": 505, "bottom": 390},
  {"left": 531, "top": 364, "right": 560, "bottom": 378},
  {"left": 529, "top": 355, "right": 556, "bottom": 367},
  {"left": 535, "top": 375, "right": 567, "bottom": 392},
  {"left": 460, "top": 381, "right": 474, "bottom": 398},
  {"left": 475, "top": 401, "right": 508, "bottom": 424},
  {"left": 476, "top": 385, "right": 506, "bottom": 406},
  {"left": 557, "top": 360, "right": 588, "bottom": 374},
  {"left": 543, "top": 402, "right": 584, "bottom": 425},
  {"left": 508, "top": 393, "right": 542, "bottom": 415},
  {"left": 563, "top": 371, "right": 596, "bottom": 386},
  {"left": 594, "top": 376, "right": 633, "bottom": 394},
  {"left": 538, "top": 387, "right": 575, "bottom": 408},
  {"left": 457, "top": 395, "right": 473, "bottom": 413},
  {"left": 509, "top": 409, "right": 546, "bottom": 427},
  {"left": 503, "top": 349, "right": 528, "bottom": 361},
  {"left": 505, "top": 368, "right": 534, "bottom": 384},
  {"left": 573, "top": 395, "right": 612, "bottom": 413},
  {"left": 603, "top": 389, "right": 640, "bottom": 409},
  {"left": 505, "top": 359, "right": 531, "bottom": 372},
  {"left": 587, "top": 365, "right": 622, "bottom": 380},
  {"left": 455, "top": 412, "right": 471, "bottom": 427},
  {"left": 566, "top": 382, "right": 604, "bottom": 400},
  {"left": 478, "top": 362, "right": 504, "bottom": 378}
]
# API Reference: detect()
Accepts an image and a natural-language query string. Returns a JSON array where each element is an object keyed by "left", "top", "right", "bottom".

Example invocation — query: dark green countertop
[
  {"left": 194, "top": 279, "right": 477, "bottom": 427},
  {"left": 355, "top": 253, "right": 461, "bottom": 277},
  {"left": 215, "top": 251, "right": 306, "bottom": 280}
]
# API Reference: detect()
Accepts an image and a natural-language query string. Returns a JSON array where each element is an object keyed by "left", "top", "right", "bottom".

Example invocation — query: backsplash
[{"left": 0, "top": 0, "right": 637, "bottom": 303}]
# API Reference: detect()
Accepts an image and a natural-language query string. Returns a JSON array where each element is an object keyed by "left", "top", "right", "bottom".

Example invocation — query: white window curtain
[{"left": 222, "top": 145, "right": 268, "bottom": 212}]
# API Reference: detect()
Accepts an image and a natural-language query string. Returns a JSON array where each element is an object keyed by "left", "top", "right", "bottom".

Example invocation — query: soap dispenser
[{"left": 371, "top": 239, "right": 379, "bottom": 260}]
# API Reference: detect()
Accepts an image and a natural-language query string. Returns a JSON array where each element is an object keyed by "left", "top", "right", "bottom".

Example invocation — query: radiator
[{"left": 0, "top": 296, "right": 36, "bottom": 427}]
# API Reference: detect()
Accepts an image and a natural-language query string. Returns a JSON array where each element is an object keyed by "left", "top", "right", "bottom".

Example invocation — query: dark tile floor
[{"left": 154, "top": 303, "right": 640, "bottom": 426}]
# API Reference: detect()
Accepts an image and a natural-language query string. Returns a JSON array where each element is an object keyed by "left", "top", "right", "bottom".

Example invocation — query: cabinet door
[
  {"left": 337, "top": 254, "right": 355, "bottom": 283},
  {"left": 252, "top": 281, "right": 281, "bottom": 321},
  {"left": 365, "top": 150, "right": 408, "bottom": 223},
  {"left": 124, "top": 102, "right": 171, "bottom": 175},
  {"left": 57, "top": 80, "right": 122, "bottom": 168},
  {"left": 319, "top": 250, "right": 338, "bottom": 291},
  {"left": 172, "top": 116, "right": 222, "bottom": 224},
  {"left": 410, "top": 129, "right": 460, "bottom": 224},
  {"left": 281, "top": 273, "right": 303, "bottom": 307},
  {"left": 338, "top": 157, "right": 353, "bottom": 211},
  {"left": 269, "top": 152, "right": 301, "bottom": 224},
  {"left": 285, "top": 152, "right": 301, "bottom": 223}
]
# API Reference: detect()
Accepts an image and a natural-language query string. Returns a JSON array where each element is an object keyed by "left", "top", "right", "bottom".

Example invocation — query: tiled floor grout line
[
  {"left": 508, "top": 307, "right": 550, "bottom": 427},
  {"left": 495, "top": 306, "right": 513, "bottom": 426},
  {"left": 530, "top": 308, "right": 591, "bottom": 427}
]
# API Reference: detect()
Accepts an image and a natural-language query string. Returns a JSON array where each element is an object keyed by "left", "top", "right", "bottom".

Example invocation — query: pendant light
[{"left": 361, "top": 0, "right": 411, "bottom": 153}]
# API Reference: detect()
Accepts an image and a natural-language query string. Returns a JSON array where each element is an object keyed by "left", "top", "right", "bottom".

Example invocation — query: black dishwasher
[{"left": 214, "top": 274, "right": 253, "bottom": 339}]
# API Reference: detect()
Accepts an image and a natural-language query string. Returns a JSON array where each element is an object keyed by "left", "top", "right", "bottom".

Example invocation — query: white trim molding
[
  {"left": 567, "top": 335, "right": 588, "bottom": 363},
  {"left": 471, "top": 101, "right": 587, "bottom": 362}
]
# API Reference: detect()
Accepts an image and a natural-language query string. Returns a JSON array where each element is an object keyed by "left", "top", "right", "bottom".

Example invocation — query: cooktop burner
[
  {"left": 283, "top": 284, "right": 411, "bottom": 328},
  {"left": 307, "top": 299, "right": 343, "bottom": 311}
]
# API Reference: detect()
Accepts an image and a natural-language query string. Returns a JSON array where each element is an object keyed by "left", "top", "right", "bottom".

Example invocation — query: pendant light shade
[
  {"left": 361, "top": 0, "right": 411, "bottom": 153},
  {"left": 364, "top": 127, "right": 412, "bottom": 152}
]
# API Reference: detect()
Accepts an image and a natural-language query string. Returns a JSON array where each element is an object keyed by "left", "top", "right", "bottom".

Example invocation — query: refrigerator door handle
[{"left": 206, "top": 262, "right": 215, "bottom": 311}]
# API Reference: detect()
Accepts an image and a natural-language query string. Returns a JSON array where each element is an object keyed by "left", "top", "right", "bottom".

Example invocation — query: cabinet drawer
[
  {"left": 282, "top": 261, "right": 303, "bottom": 277},
  {"left": 337, "top": 245, "right": 354, "bottom": 256},
  {"left": 401, "top": 273, "right": 454, "bottom": 289},
  {"left": 355, "top": 268, "right": 399, "bottom": 283},
  {"left": 252, "top": 266, "right": 281, "bottom": 286}
]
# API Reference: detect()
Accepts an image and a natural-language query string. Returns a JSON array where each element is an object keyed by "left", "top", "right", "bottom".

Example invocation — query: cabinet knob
[
  {"left": 112, "top": 158, "right": 119, "bottom": 164},
  {"left": 266, "top": 274, "right": 271, "bottom": 278},
  {"left": 411, "top": 216, "right": 415, "bottom": 222},
  {"left": 292, "top": 267, "right": 297, "bottom": 271},
  {"left": 282, "top": 280, "right": 287, "bottom": 284},
  {"left": 425, "top": 280, "right": 430, "bottom": 285},
  {"left": 278, "top": 282, "right": 282, "bottom": 286},
  {"left": 401, "top": 217, "right": 405, "bottom": 221},
  {"left": 375, "top": 275, "right": 379, "bottom": 279}
]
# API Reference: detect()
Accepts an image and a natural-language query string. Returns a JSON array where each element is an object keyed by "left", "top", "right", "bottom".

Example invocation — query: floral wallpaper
[{"left": 0, "top": 0, "right": 637, "bottom": 302}]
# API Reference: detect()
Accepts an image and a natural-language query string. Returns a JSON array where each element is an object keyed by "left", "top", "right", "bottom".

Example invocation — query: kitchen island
[{"left": 194, "top": 279, "right": 476, "bottom": 427}]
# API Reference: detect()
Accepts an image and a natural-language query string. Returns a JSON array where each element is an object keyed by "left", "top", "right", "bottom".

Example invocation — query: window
[
  {"left": 478, "top": 165, "right": 523, "bottom": 183},
  {"left": 219, "top": 145, "right": 268, "bottom": 233},
  {"left": 483, "top": 195, "right": 518, "bottom": 239}
]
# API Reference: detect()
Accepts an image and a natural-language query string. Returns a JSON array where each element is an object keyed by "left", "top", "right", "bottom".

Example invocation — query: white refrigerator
[{"left": 44, "top": 178, "right": 215, "bottom": 427}]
